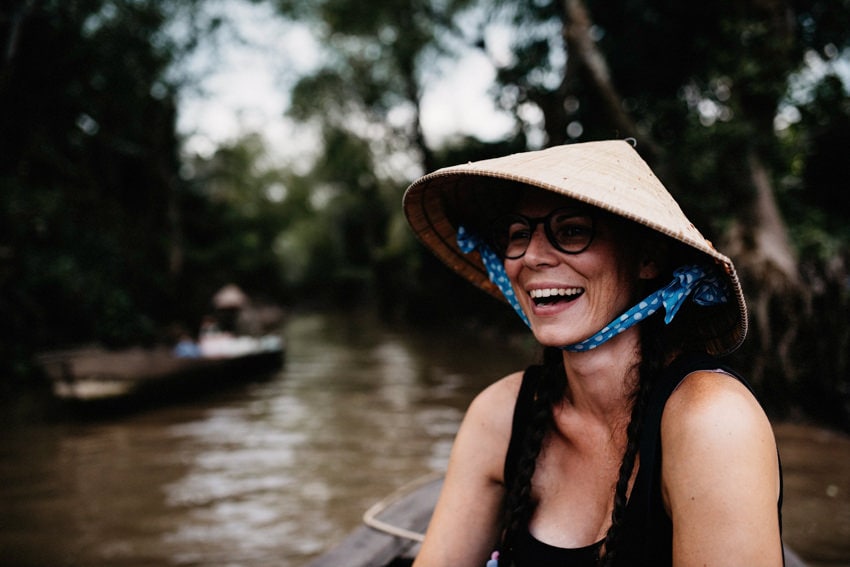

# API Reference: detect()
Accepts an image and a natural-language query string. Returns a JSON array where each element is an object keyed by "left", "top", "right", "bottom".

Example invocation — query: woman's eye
[
  {"left": 558, "top": 224, "right": 589, "bottom": 237},
  {"left": 507, "top": 223, "right": 531, "bottom": 241},
  {"left": 552, "top": 216, "right": 593, "bottom": 241}
]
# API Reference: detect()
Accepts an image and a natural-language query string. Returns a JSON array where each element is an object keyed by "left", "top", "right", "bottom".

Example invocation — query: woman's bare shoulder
[
  {"left": 662, "top": 369, "right": 769, "bottom": 432},
  {"left": 660, "top": 370, "right": 783, "bottom": 565},
  {"left": 462, "top": 370, "right": 525, "bottom": 440},
  {"left": 661, "top": 369, "right": 776, "bottom": 464},
  {"left": 416, "top": 370, "right": 527, "bottom": 566},
  {"left": 470, "top": 370, "right": 525, "bottom": 409}
]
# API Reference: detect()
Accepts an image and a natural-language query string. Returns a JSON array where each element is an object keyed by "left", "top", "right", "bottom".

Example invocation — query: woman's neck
[{"left": 559, "top": 329, "right": 641, "bottom": 426}]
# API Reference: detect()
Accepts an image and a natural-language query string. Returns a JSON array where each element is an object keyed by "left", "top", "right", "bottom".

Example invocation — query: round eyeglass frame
[{"left": 491, "top": 207, "right": 596, "bottom": 259}]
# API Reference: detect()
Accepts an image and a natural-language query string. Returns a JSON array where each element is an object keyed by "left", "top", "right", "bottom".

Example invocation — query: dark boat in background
[
  {"left": 37, "top": 335, "right": 284, "bottom": 409},
  {"left": 36, "top": 284, "right": 287, "bottom": 412}
]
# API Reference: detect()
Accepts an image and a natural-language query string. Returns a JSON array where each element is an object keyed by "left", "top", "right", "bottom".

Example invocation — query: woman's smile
[
  {"left": 504, "top": 190, "right": 641, "bottom": 347},
  {"left": 528, "top": 286, "right": 584, "bottom": 305}
]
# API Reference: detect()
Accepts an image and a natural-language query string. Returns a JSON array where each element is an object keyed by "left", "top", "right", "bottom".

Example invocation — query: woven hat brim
[{"left": 403, "top": 140, "right": 748, "bottom": 356}]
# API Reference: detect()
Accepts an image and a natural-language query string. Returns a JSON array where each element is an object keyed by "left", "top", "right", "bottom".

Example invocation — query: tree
[
  {"left": 1, "top": 2, "right": 188, "bottom": 352},
  {"left": 429, "top": 0, "right": 848, "bottom": 424},
  {"left": 180, "top": 133, "right": 294, "bottom": 311},
  {"left": 272, "top": 0, "right": 850, "bottom": 424},
  {"left": 0, "top": 1, "right": 287, "bottom": 381},
  {"left": 271, "top": 0, "right": 489, "bottom": 306},
  {"left": 278, "top": 0, "right": 481, "bottom": 173}
]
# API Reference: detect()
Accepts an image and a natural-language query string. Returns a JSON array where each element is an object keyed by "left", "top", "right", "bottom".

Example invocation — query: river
[{"left": 0, "top": 310, "right": 848, "bottom": 566}]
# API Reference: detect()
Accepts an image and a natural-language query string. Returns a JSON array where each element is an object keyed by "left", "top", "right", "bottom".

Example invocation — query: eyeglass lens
[{"left": 493, "top": 207, "right": 595, "bottom": 259}]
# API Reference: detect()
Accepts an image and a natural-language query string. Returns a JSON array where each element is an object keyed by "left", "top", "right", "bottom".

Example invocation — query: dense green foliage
[
  {"left": 1, "top": 0, "right": 849, "bottom": 427},
  {"left": 273, "top": 0, "right": 850, "bottom": 427},
  {"left": 2, "top": 2, "right": 180, "bottom": 355},
  {"left": 0, "top": 2, "right": 286, "bottom": 380}
]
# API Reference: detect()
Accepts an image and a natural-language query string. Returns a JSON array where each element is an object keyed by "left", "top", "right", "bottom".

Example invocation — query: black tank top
[
  {"left": 511, "top": 527, "right": 602, "bottom": 566},
  {"left": 502, "top": 353, "right": 784, "bottom": 567}
]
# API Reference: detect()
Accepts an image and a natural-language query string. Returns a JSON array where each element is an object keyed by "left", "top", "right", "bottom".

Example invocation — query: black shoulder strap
[
  {"left": 638, "top": 353, "right": 742, "bottom": 479},
  {"left": 504, "top": 365, "right": 543, "bottom": 491}
]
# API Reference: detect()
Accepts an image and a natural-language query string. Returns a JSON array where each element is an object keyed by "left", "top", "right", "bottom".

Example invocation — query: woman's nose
[{"left": 522, "top": 224, "right": 558, "bottom": 265}]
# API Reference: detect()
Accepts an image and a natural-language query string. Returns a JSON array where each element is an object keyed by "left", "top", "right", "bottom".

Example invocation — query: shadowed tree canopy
[
  {"left": 279, "top": 0, "right": 483, "bottom": 173},
  {"left": 271, "top": 0, "right": 850, "bottom": 426},
  {"left": 0, "top": 1, "right": 290, "bottom": 381},
  {"left": 1, "top": 0, "right": 848, "bottom": 428},
  {"left": 1, "top": 1, "right": 190, "bottom": 352}
]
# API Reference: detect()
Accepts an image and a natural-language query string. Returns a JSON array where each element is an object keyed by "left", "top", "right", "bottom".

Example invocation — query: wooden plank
[{"left": 306, "top": 476, "right": 442, "bottom": 567}]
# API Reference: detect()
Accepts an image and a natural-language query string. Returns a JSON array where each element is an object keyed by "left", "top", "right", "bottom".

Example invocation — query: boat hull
[{"left": 38, "top": 342, "right": 284, "bottom": 410}]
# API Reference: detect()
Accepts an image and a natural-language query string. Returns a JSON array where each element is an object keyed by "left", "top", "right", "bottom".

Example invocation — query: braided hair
[
  {"left": 488, "top": 201, "right": 695, "bottom": 565},
  {"left": 497, "top": 311, "right": 669, "bottom": 567},
  {"left": 598, "top": 313, "right": 667, "bottom": 565},
  {"left": 499, "top": 346, "right": 566, "bottom": 564}
]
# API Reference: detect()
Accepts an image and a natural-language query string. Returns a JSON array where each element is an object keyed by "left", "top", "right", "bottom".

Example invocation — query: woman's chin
[{"left": 530, "top": 327, "right": 586, "bottom": 349}]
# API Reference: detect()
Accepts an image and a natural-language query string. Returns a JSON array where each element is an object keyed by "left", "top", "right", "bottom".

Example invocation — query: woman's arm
[
  {"left": 414, "top": 372, "right": 523, "bottom": 567},
  {"left": 661, "top": 370, "right": 783, "bottom": 567}
]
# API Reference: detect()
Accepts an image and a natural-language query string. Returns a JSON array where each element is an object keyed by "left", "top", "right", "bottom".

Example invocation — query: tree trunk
[
  {"left": 722, "top": 149, "right": 806, "bottom": 392},
  {"left": 560, "top": 0, "right": 660, "bottom": 159}
]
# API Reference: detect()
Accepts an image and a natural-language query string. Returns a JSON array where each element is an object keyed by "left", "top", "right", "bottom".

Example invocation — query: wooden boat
[
  {"left": 306, "top": 474, "right": 441, "bottom": 567},
  {"left": 306, "top": 473, "right": 809, "bottom": 567},
  {"left": 37, "top": 335, "right": 284, "bottom": 407}
]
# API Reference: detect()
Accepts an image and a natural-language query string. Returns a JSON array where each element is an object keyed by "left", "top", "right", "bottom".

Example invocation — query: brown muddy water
[{"left": 0, "top": 310, "right": 848, "bottom": 567}]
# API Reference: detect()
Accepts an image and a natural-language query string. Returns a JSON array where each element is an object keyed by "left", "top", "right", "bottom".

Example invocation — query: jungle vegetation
[{"left": 2, "top": 0, "right": 849, "bottom": 428}]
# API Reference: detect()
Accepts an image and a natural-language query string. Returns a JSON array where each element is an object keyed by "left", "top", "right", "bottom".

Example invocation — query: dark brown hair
[
  {"left": 497, "top": 313, "right": 668, "bottom": 566},
  {"left": 495, "top": 217, "right": 687, "bottom": 565}
]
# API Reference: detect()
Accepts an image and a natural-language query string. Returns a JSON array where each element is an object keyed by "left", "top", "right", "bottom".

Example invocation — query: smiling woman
[{"left": 402, "top": 140, "right": 783, "bottom": 567}]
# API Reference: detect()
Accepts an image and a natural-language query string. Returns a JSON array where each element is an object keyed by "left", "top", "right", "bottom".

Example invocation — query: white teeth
[{"left": 529, "top": 287, "right": 583, "bottom": 299}]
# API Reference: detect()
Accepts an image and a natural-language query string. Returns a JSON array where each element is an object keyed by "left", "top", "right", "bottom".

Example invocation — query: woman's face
[{"left": 502, "top": 189, "right": 657, "bottom": 348}]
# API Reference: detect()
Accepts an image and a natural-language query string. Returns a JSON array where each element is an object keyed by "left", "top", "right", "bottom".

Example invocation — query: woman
[{"left": 402, "top": 140, "right": 783, "bottom": 567}]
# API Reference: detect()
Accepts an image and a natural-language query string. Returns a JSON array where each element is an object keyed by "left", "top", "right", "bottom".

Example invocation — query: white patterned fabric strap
[
  {"left": 456, "top": 226, "right": 531, "bottom": 327},
  {"left": 563, "top": 264, "right": 729, "bottom": 352}
]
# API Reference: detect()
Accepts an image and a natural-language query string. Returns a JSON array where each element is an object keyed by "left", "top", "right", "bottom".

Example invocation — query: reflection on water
[{"left": 0, "top": 310, "right": 848, "bottom": 567}]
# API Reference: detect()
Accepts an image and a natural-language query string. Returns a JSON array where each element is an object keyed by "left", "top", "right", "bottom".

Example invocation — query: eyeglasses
[{"left": 491, "top": 207, "right": 595, "bottom": 259}]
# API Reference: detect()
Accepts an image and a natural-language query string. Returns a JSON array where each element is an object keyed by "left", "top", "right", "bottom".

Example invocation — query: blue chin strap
[
  {"left": 457, "top": 226, "right": 530, "bottom": 327},
  {"left": 456, "top": 225, "right": 729, "bottom": 352}
]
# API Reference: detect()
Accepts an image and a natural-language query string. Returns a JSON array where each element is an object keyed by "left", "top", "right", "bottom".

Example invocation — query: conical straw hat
[{"left": 403, "top": 140, "right": 747, "bottom": 356}]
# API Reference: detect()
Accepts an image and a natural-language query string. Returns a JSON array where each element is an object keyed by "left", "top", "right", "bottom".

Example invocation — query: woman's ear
[
  {"left": 639, "top": 256, "right": 661, "bottom": 280},
  {"left": 637, "top": 236, "right": 668, "bottom": 280}
]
